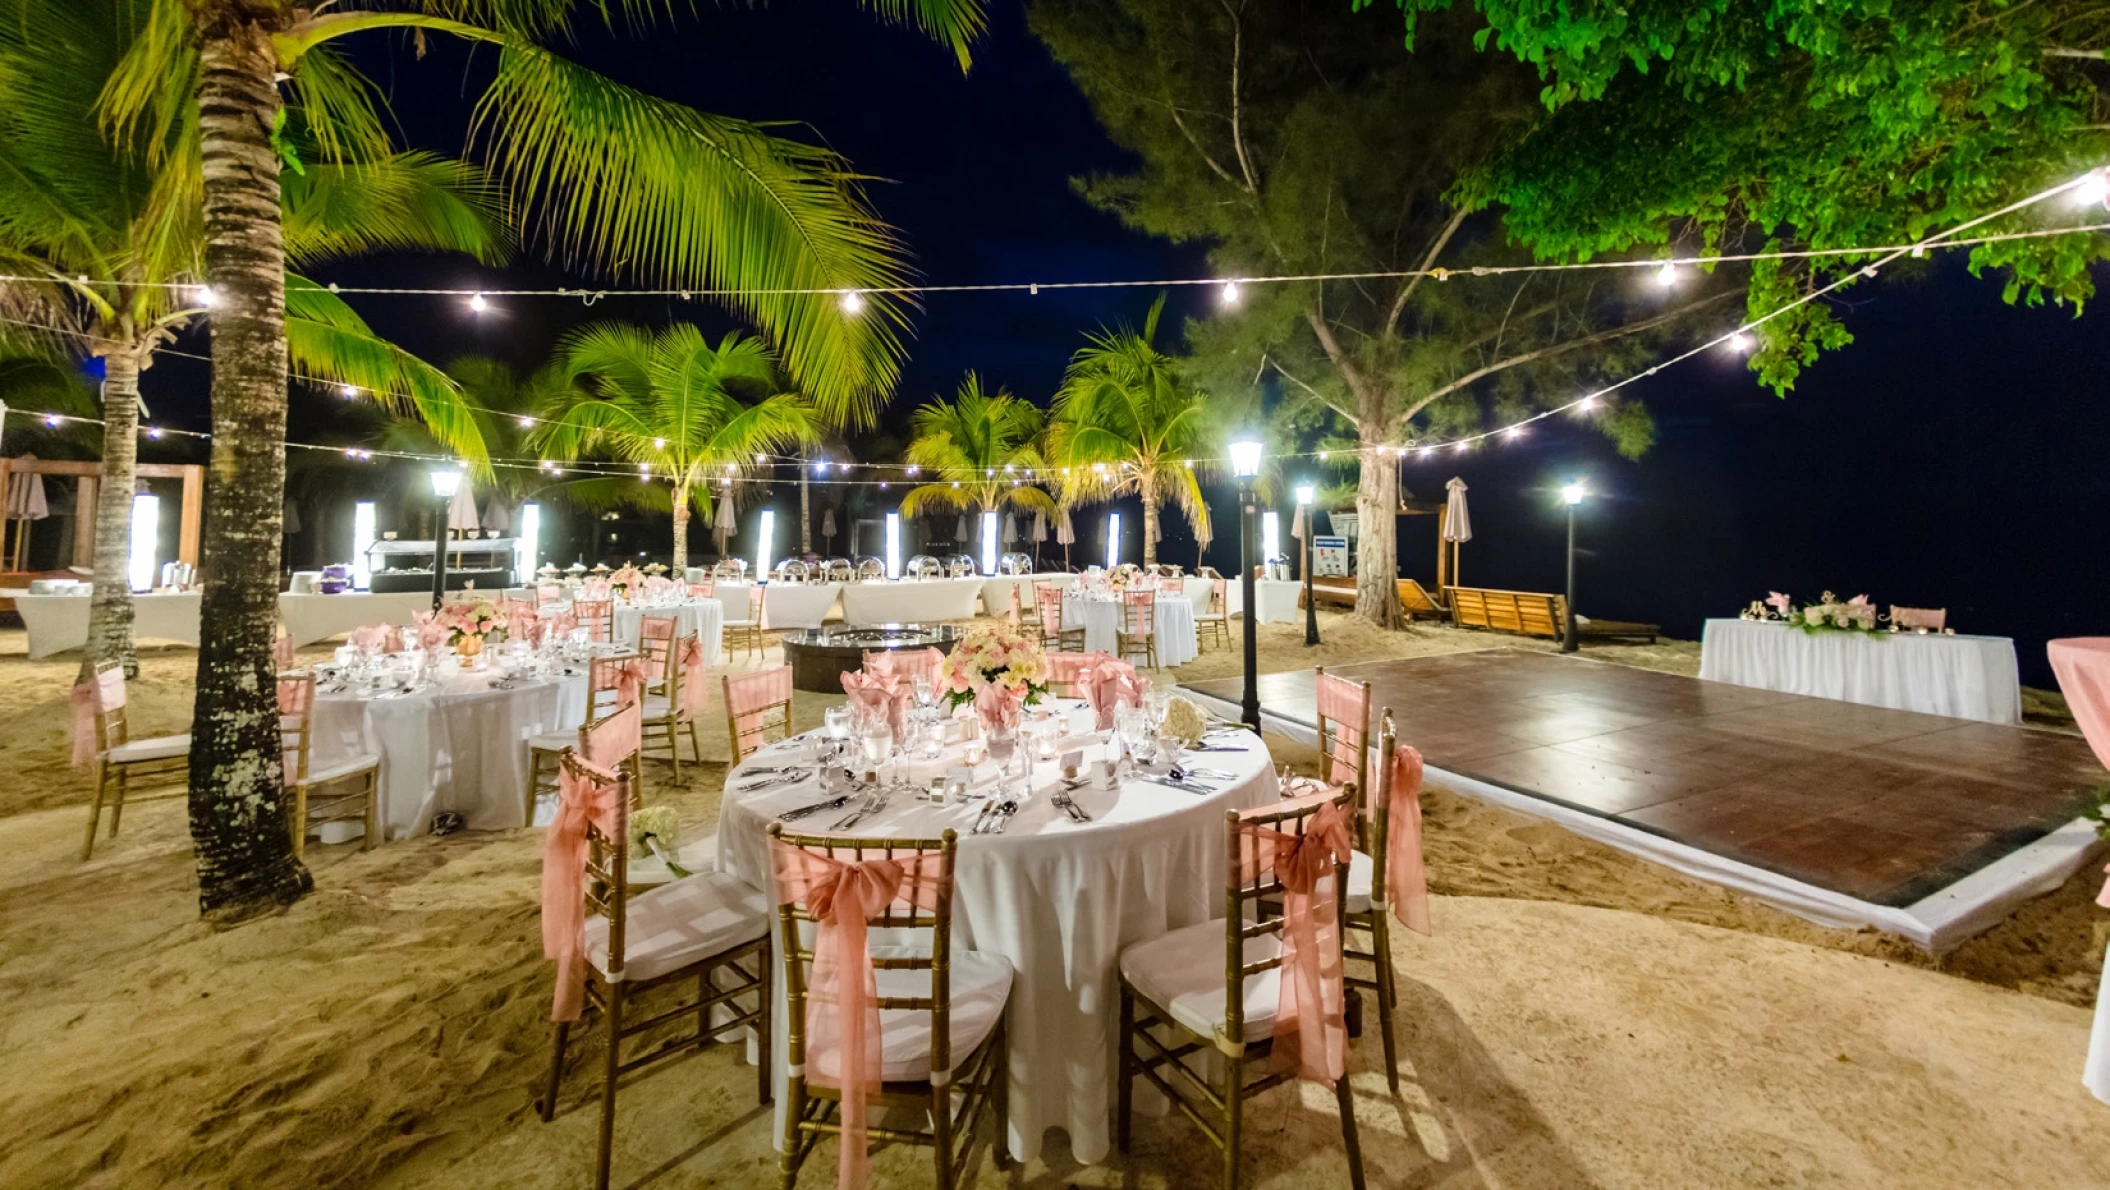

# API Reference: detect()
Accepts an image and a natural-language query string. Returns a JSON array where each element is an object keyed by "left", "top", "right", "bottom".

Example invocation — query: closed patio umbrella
[
  {"left": 1029, "top": 509, "right": 1047, "bottom": 565},
  {"left": 1056, "top": 506, "right": 1076, "bottom": 569},
  {"left": 1002, "top": 511, "right": 1019, "bottom": 546},
  {"left": 6, "top": 456, "right": 49, "bottom": 572},
  {"left": 1441, "top": 476, "right": 1472, "bottom": 589},
  {"left": 821, "top": 506, "right": 837, "bottom": 552},
  {"left": 955, "top": 511, "right": 970, "bottom": 545},
  {"left": 481, "top": 498, "right": 511, "bottom": 534},
  {"left": 713, "top": 495, "right": 738, "bottom": 555},
  {"left": 447, "top": 481, "right": 480, "bottom": 535}
]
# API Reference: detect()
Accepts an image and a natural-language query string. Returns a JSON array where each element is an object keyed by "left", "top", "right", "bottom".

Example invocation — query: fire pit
[{"left": 779, "top": 623, "right": 965, "bottom": 692}]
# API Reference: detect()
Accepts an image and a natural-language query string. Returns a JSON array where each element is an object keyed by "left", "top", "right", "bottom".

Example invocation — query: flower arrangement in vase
[
  {"left": 608, "top": 563, "right": 645, "bottom": 598},
  {"left": 1741, "top": 591, "right": 1883, "bottom": 636},
  {"left": 437, "top": 598, "right": 508, "bottom": 657},
  {"left": 938, "top": 621, "right": 1050, "bottom": 730}
]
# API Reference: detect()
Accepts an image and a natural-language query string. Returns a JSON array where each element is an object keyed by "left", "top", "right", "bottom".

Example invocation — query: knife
[
  {"left": 1145, "top": 776, "right": 1211, "bottom": 794},
  {"left": 778, "top": 794, "right": 851, "bottom": 821}
]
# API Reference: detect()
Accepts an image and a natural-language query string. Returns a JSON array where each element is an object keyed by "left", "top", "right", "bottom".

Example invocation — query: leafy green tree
[
  {"left": 0, "top": 0, "right": 498, "bottom": 687},
  {"left": 534, "top": 324, "right": 821, "bottom": 572},
  {"left": 899, "top": 374, "right": 1059, "bottom": 525},
  {"left": 1046, "top": 295, "right": 1217, "bottom": 568},
  {"left": 1032, "top": 0, "right": 1726, "bottom": 626},
  {"left": 92, "top": 0, "right": 983, "bottom": 916},
  {"left": 1366, "top": 0, "right": 2110, "bottom": 389}
]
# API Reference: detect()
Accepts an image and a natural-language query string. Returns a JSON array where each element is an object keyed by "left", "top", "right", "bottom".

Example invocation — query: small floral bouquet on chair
[
  {"left": 939, "top": 621, "right": 1050, "bottom": 729},
  {"left": 631, "top": 805, "right": 689, "bottom": 877}
]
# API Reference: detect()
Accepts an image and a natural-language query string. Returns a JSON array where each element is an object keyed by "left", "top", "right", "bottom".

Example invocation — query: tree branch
[
  {"left": 1383, "top": 206, "right": 1469, "bottom": 338},
  {"left": 1167, "top": 104, "right": 1242, "bottom": 187},
  {"left": 1267, "top": 352, "right": 1358, "bottom": 422},
  {"left": 2044, "top": 46, "right": 2110, "bottom": 60},
  {"left": 1220, "top": 0, "right": 1260, "bottom": 194}
]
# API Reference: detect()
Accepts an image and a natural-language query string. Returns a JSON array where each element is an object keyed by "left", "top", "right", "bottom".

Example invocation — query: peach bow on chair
[
  {"left": 609, "top": 657, "right": 653, "bottom": 708},
  {"left": 1386, "top": 745, "right": 1433, "bottom": 937},
  {"left": 1079, "top": 654, "right": 1140, "bottom": 730},
  {"left": 510, "top": 603, "right": 542, "bottom": 649},
  {"left": 544, "top": 608, "right": 578, "bottom": 641},
  {"left": 541, "top": 753, "right": 627, "bottom": 1022},
  {"left": 274, "top": 633, "right": 296, "bottom": 668},
  {"left": 1240, "top": 796, "right": 1354, "bottom": 1085},
  {"left": 678, "top": 635, "right": 707, "bottom": 716},
  {"left": 771, "top": 844, "right": 952, "bottom": 1190},
  {"left": 69, "top": 668, "right": 122, "bottom": 767}
]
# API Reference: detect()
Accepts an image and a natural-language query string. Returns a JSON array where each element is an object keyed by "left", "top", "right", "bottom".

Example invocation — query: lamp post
[
  {"left": 1561, "top": 481, "right": 1584, "bottom": 654},
  {"left": 1295, "top": 482, "right": 1318, "bottom": 647},
  {"left": 1230, "top": 436, "right": 1264, "bottom": 730},
  {"left": 429, "top": 467, "right": 463, "bottom": 611}
]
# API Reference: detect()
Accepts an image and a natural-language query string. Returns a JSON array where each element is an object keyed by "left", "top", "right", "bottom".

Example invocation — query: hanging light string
[{"left": 5, "top": 176, "right": 2106, "bottom": 476}]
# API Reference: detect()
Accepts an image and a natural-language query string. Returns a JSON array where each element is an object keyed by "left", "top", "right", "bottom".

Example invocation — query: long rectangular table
[
  {"left": 841, "top": 576, "right": 984, "bottom": 625},
  {"left": 1698, "top": 617, "right": 2022, "bottom": 725}
]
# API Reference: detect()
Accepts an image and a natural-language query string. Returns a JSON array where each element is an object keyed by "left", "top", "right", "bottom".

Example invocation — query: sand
[{"left": 0, "top": 614, "right": 2104, "bottom": 1188}]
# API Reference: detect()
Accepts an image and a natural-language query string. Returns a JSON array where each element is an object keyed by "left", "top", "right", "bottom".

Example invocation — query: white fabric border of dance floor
[{"left": 1178, "top": 686, "right": 2101, "bottom": 955}]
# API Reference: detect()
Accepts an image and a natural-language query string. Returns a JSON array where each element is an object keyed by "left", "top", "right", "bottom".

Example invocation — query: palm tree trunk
[
  {"left": 1139, "top": 481, "right": 1160, "bottom": 568},
  {"left": 1354, "top": 424, "right": 1403, "bottom": 628},
  {"left": 671, "top": 482, "right": 690, "bottom": 572},
  {"left": 798, "top": 465, "right": 812, "bottom": 555},
  {"left": 186, "top": 26, "right": 312, "bottom": 918},
  {"left": 80, "top": 341, "right": 144, "bottom": 682}
]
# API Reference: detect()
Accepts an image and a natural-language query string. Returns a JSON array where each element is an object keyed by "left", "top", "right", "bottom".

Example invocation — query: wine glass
[
  {"left": 857, "top": 714, "right": 894, "bottom": 772},
  {"left": 825, "top": 705, "right": 853, "bottom": 743},
  {"left": 912, "top": 673, "right": 935, "bottom": 709}
]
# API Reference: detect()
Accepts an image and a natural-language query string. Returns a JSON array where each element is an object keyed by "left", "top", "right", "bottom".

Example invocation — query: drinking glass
[
  {"left": 912, "top": 674, "right": 935, "bottom": 709},
  {"left": 825, "top": 705, "right": 853, "bottom": 742},
  {"left": 858, "top": 719, "right": 894, "bottom": 770}
]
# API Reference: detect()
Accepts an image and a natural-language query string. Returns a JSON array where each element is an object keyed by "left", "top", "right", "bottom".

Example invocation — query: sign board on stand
[{"left": 1313, "top": 535, "right": 1350, "bottom": 577}]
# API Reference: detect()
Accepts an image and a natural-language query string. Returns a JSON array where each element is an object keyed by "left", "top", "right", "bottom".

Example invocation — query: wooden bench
[
  {"left": 1395, "top": 578, "right": 1449, "bottom": 622},
  {"left": 1450, "top": 586, "right": 1566, "bottom": 640}
]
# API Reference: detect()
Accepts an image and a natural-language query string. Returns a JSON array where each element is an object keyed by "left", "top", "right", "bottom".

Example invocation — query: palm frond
[
  {"left": 854, "top": 0, "right": 988, "bottom": 70},
  {"left": 283, "top": 151, "right": 512, "bottom": 267},
  {"left": 285, "top": 278, "right": 488, "bottom": 469}
]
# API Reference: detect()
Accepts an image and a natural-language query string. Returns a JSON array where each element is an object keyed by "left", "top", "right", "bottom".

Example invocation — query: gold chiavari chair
[
  {"left": 1340, "top": 709, "right": 1417, "bottom": 1091},
  {"left": 1115, "top": 787, "right": 1366, "bottom": 1190},
  {"left": 1043, "top": 650, "right": 1104, "bottom": 699},
  {"left": 1036, "top": 583, "right": 1084, "bottom": 652},
  {"left": 537, "top": 750, "right": 772, "bottom": 1190},
  {"left": 525, "top": 657, "right": 645, "bottom": 820},
  {"left": 640, "top": 631, "right": 707, "bottom": 781},
  {"left": 1116, "top": 588, "right": 1160, "bottom": 670},
  {"left": 722, "top": 585, "right": 767, "bottom": 660},
  {"left": 638, "top": 612, "right": 679, "bottom": 698},
  {"left": 573, "top": 598, "right": 614, "bottom": 644},
  {"left": 276, "top": 672, "right": 380, "bottom": 858},
  {"left": 1314, "top": 667, "right": 1374, "bottom": 825},
  {"left": 768, "top": 824, "right": 1012, "bottom": 1190},
  {"left": 723, "top": 666, "right": 794, "bottom": 765},
  {"left": 1195, "top": 575, "right": 1232, "bottom": 652},
  {"left": 79, "top": 661, "right": 189, "bottom": 861}
]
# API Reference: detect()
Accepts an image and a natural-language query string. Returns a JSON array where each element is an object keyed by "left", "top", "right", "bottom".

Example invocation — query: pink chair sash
[
  {"left": 68, "top": 669, "right": 123, "bottom": 767},
  {"left": 1078, "top": 654, "right": 1139, "bottom": 730},
  {"left": 350, "top": 623, "right": 403, "bottom": 653},
  {"left": 678, "top": 636, "right": 707, "bottom": 721},
  {"left": 692, "top": 578, "right": 715, "bottom": 598},
  {"left": 583, "top": 577, "right": 612, "bottom": 601},
  {"left": 541, "top": 753, "right": 626, "bottom": 1021},
  {"left": 1385, "top": 745, "right": 1433, "bottom": 936},
  {"left": 1315, "top": 672, "right": 1367, "bottom": 778},
  {"left": 536, "top": 585, "right": 564, "bottom": 606},
  {"left": 1239, "top": 796, "right": 1353, "bottom": 1085},
  {"left": 274, "top": 633, "right": 296, "bottom": 668},
  {"left": 1036, "top": 586, "right": 1065, "bottom": 636},
  {"left": 574, "top": 599, "right": 613, "bottom": 642},
  {"left": 1121, "top": 589, "right": 1155, "bottom": 636},
  {"left": 510, "top": 603, "right": 542, "bottom": 649},
  {"left": 607, "top": 657, "right": 652, "bottom": 710},
  {"left": 1043, "top": 650, "right": 1096, "bottom": 697},
  {"left": 727, "top": 666, "right": 795, "bottom": 754},
  {"left": 771, "top": 842, "right": 951, "bottom": 1190},
  {"left": 1007, "top": 583, "right": 1022, "bottom": 626},
  {"left": 582, "top": 701, "right": 642, "bottom": 771},
  {"left": 866, "top": 646, "right": 942, "bottom": 687},
  {"left": 277, "top": 677, "right": 314, "bottom": 783}
]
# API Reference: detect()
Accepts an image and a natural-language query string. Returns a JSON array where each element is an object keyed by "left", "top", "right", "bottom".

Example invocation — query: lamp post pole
[
  {"left": 1297, "top": 484, "right": 1318, "bottom": 647},
  {"left": 1231, "top": 437, "right": 1264, "bottom": 731},
  {"left": 1561, "top": 482, "right": 1583, "bottom": 654}
]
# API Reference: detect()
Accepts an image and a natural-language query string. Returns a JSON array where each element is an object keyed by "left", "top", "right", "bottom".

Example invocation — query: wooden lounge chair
[
  {"left": 1394, "top": 578, "right": 1449, "bottom": 622},
  {"left": 1449, "top": 586, "right": 1659, "bottom": 645}
]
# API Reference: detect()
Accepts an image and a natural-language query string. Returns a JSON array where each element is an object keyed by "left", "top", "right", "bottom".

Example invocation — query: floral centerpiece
[
  {"left": 1741, "top": 590, "right": 1883, "bottom": 635},
  {"left": 1160, "top": 695, "right": 1208, "bottom": 747},
  {"left": 609, "top": 563, "right": 645, "bottom": 598},
  {"left": 938, "top": 621, "right": 1050, "bottom": 729},
  {"left": 436, "top": 598, "right": 508, "bottom": 657}
]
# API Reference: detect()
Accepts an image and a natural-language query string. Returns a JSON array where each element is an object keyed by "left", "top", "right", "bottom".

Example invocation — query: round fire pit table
[{"left": 779, "top": 623, "right": 964, "bottom": 693}]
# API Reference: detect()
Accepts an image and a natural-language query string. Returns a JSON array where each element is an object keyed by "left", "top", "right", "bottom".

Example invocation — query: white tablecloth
[
  {"left": 612, "top": 600, "right": 725, "bottom": 665},
  {"left": 1062, "top": 592, "right": 1199, "bottom": 666},
  {"left": 981, "top": 573, "right": 1076, "bottom": 617},
  {"left": 14, "top": 592, "right": 202, "bottom": 658},
  {"left": 311, "top": 668, "right": 587, "bottom": 836},
  {"left": 1177, "top": 576, "right": 1241, "bottom": 619},
  {"left": 718, "top": 702, "right": 1279, "bottom": 1164},
  {"left": 279, "top": 592, "right": 435, "bottom": 646},
  {"left": 1697, "top": 618, "right": 2022, "bottom": 725},
  {"left": 1253, "top": 578, "right": 1302, "bottom": 624},
  {"left": 841, "top": 577, "right": 984, "bottom": 626},
  {"left": 763, "top": 582, "right": 841, "bottom": 629}
]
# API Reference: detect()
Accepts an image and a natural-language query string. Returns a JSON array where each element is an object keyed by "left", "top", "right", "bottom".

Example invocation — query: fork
[
  {"left": 832, "top": 788, "right": 889, "bottom": 831},
  {"left": 1051, "top": 790, "right": 1091, "bottom": 823}
]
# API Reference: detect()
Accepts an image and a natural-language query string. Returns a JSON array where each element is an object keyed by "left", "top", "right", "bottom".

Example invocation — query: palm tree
[
  {"left": 1046, "top": 296, "right": 1218, "bottom": 568},
  {"left": 898, "top": 375, "right": 1059, "bottom": 532},
  {"left": 0, "top": 1, "right": 499, "bottom": 687},
  {"left": 535, "top": 324, "right": 821, "bottom": 573},
  {"left": 92, "top": 0, "right": 983, "bottom": 915}
]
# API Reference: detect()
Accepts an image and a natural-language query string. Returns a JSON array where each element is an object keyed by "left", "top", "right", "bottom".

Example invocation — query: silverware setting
[
  {"left": 832, "top": 787, "right": 891, "bottom": 831},
  {"left": 1145, "top": 775, "right": 1211, "bottom": 795},
  {"left": 1051, "top": 789, "right": 1092, "bottom": 823},
  {"left": 735, "top": 767, "right": 810, "bottom": 792},
  {"left": 778, "top": 794, "right": 851, "bottom": 822}
]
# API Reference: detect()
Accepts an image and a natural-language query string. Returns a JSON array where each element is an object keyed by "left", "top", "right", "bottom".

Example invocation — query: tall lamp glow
[
  {"left": 1295, "top": 482, "right": 1319, "bottom": 647},
  {"left": 1230, "top": 436, "right": 1265, "bottom": 730},
  {"left": 1561, "top": 481, "right": 1585, "bottom": 654},
  {"left": 430, "top": 467, "right": 463, "bottom": 611}
]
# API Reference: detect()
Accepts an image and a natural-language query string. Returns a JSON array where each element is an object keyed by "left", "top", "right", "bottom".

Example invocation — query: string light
[
  {"left": 653, "top": 437, "right": 666, "bottom": 448},
  {"left": 2074, "top": 169, "right": 2109, "bottom": 207},
  {"left": 339, "top": 384, "right": 358, "bottom": 399},
  {"left": 1728, "top": 332, "right": 1753, "bottom": 353},
  {"left": 839, "top": 290, "right": 865, "bottom": 315},
  {"left": 42, "top": 414, "right": 58, "bottom": 426},
  {"left": 146, "top": 427, "right": 162, "bottom": 439},
  {"left": 469, "top": 292, "right": 488, "bottom": 313},
  {"left": 1653, "top": 262, "right": 1680, "bottom": 288},
  {"left": 1220, "top": 280, "right": 1241, "bottom": 307},
  {"left": 194, "top": 285, "right": 217, "bottom": 308},
  {"left": 516, "top": 415, "right": 533, "bottom": 428}
]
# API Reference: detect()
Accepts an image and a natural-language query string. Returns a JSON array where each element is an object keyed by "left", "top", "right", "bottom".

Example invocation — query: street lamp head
[
  {"left": 1561, "top": 481, "right": 1586, "bottom": 506},
  {"left": 1228, "top": 437, "right": 1264, "bottom": 478},
  {"left": 431, "top": 468, "right": 463, "bottom": 498},
  {"left": 1294, "top": 482, "right": 1315, "bottom": 506}
]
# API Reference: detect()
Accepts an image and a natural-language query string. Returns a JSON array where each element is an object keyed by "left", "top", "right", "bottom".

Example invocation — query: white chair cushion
[
  {"left": 641, "top": 694, "right": 673, "bottom": 719},
  {"left": 529, "top": 729, "right": 574, "bottom": 750},
  {"left": 724, "top": 618, "right": 758, "bottom": 629},
  {"left": 585, "top": 871, "right": 770, "bottom": 985},
  {"left": 305, "top": 754, "right": 380, "bottom": 787},
  {"left": 811, "top": 945, "right": 1013, "bottom": 1084},
  {"left": 1343, "top": 848, "right": 1374, "bottom": 915},
  {"left": 104, "top": 734, "right": 191, "bottom": 764},
  {"left": 1119, "top": 918, "right": 1281, "bottom": 1043}
]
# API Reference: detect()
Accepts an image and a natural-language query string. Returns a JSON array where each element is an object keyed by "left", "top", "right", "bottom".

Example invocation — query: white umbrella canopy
[
  {"left": 713, "top": 495, "right": 738, "bottom": 553},
  {"left": 821, "top": 507, "right": 837, "bottom": 538},
  {"left": 955, "top": 511, "right": 970, "bottom": 543},
  {"left": 1029, "top": 510, "right": 1048, "bottom": 543},
  {"left": 1055, "top": 508, "right": 1076, "bottom": 545},
  {"left": 1002, "top": 511, "right": 1019, "bottom": 545},
  {"left": 481, "top": 498, "right": 511, "bottom": 534},
  {"left": 446, "top": 482, "right": 480, "bottom": 534},
  {"left": 1442, "top": 477, "right": 1472, "bottom": 542}
]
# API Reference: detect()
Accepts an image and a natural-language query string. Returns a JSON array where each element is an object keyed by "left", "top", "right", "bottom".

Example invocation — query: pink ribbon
[
  {"left": 510, "top": 604, "right": 541, "bottom": 648},
  {"left": 771, "top": 843, "right": 950, "bottom": 1190},
  {"left": 973, "top": 681, "right": 1025, "bottom": 732},
  {"left": 545, "top": 608, "right": 578, "bottom": 641},
  {"left": 678, "top": 636, "right": 706, "bottom": 720},
  {"left": 349, "top": 623, "right": 402, "bottom": 653},
  {"left": 1386, "top": 745, "right": 1433, "bottom": 936},
  {"left": 1242, "top": 797, "right": 1353, "bottom": 1085},
  {"left": 541, "top": 754, "right": 626, "bottom": 1022},
  {"left": 409, "top": 613, "right": 450, "bottom": 652},
  {"left": 69, "top": 680, "right": 98, "bottom": 767},
  {"left": 274, "top": 634, "right": 296, "bottom": 668},
  {"left": 610, "top": 657, "right": 652, "bottom": 708},
  {"left": 1006, "top": 583, "right": 1022, "bottom": 626},
  {"left": 1079, "top": 655, "right": 1139, "bottom": 730}
]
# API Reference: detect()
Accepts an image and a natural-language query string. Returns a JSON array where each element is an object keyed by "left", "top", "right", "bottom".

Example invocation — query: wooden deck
[{"left": 1182, "top": 649, "right": 2106, "bottom": 907}]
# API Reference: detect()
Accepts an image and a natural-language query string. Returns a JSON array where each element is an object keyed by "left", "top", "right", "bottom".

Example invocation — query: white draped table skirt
[
  {"left": 1062, "top": 593, "right": 1199, "bottom": 666},
  {"left": 1698, "top": 618, "right": 2022, "bottom": 725}
]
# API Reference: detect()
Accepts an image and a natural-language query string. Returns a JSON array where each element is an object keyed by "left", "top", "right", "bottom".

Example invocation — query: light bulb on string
[
  {"left": 839, "top": 290, "right": 865, "bottom": 315},
  {"left": 907, "top": 465, "right": 919, "bottom": 476},
  {"left": 754, "top": 453, "right": 767, "bottom": 464},
  {"left": 43, "top": 414, "right": 59, "bottom": 427},
  {"left": 469, "top": 292, "right": 488, "bottom": 313},
  {"left": 1727, "top": 332, "right": 1753, "bottom": 353},
  {"left": 193, "top": 285, "right": 218, "bottom": 309},
  {"left": 2072, "top": 169, "right": 2109, "bottom": 207},
  {"left": 339, "top": 384, "right": 358, "bottom": 399},
  {"left": 1220, "top": 280, "right": 1241, "bottom": 307},
  {"left": 146, "top": 427, "right": 162, "bottom": 439},
  {"left": 517, "top": 415, "right": 533, "bottom": 428},
  {"left": 1653, "top": 262, "right": 1679, "bottom": 288},
  {"left": 1578, "top": 395, "right": 1598, "bottom": 412},
  {"left": 653, "top": 437, "right": 666, "bottom": 449}
]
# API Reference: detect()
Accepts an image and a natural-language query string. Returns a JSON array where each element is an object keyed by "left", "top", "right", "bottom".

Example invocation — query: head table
[{"left": 716, "top": 700, "right": 1279, "bottom": 1165}]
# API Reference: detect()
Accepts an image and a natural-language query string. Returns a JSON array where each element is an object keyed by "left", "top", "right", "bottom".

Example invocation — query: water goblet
[{"left": 825, "top": 704, "right": 853, "bottom": 742}]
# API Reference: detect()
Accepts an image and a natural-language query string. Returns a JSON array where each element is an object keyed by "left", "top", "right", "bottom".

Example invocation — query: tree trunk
[
  {"left": 798, "top": 470, "right": 812, "bottom": 555},
  {"left": 80, "top": 341, "right": 144, "bottom": 682},
  {"left": 186, "top": 26, "right": 311, "bottom": 919},
  {"left": 1354, "top": 425, "right": 1403, "bottom": 628},
  {"left": 671, "top": 482, "right": 690, "bottom": 572},
  {"left": 1139, "top": 480, "right": 1159, "bottom": 568}
]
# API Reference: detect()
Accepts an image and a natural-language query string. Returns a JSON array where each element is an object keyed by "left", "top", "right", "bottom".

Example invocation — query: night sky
[{"left": 123, "top": 3, "right": 2110, "bottom": 686}]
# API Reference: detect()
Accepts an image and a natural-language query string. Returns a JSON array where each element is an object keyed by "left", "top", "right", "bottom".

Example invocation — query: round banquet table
[
  {"left": 716, "top": 701, "right": 1279, "bottom": 1164},
  {"left": 1061, "top": 591, "right": 1199, "bottom": 666},
  {"left": 310, "top": 667, "right": 587, "bottom": 838},
  {"left": 610, "top": 599, "right": 726, "bottom": 665},
  {"left": 2046, "top": 638, "right": 2110, "bottom": 1105}
]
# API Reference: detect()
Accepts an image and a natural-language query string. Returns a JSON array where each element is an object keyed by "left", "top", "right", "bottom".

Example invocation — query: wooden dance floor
[{"left": 1183, "top": 649, "right": 2106, "bottom": 907}]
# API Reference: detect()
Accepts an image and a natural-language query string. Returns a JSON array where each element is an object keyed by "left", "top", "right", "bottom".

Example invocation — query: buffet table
[
  {"left": 279, "top": 592, "right": 436, "bottom": 647},
  {"left": 1062, "top": 591, "right": 1199, "bottom": 666},
  {"left": 13, "top": 591, "right": 202, "bottom": 658},
  {"left": 717, "top": 702, "right": 1280, "bottom": 1163},
  {"left": 310, "top": 667, "right": 587, "bottom": 836},
  {"left": 1698, "top": 618, "right": 2022, "bottom": 725},
  {"left": 840, "top": 576, "right": 983, "bottom": 626},
  {"left": 1252, "top": 577, "right": 1302, "bottom": 624}
]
